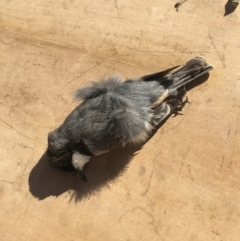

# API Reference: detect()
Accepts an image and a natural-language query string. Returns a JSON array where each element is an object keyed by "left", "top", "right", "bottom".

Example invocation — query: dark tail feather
[
  {"left": 142, "top": 65, "right": 180, "bottom": 82},
  {"left": 141, "top": 56, "right": 214, "bottom": 93},
  {"left": 167, "top": 56, "right": 214, "bottom": 90}
]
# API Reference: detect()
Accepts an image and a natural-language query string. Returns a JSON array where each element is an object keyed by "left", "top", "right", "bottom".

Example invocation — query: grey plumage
[{"left": 47, "top": 56, "right": 214, "bottom": 181}]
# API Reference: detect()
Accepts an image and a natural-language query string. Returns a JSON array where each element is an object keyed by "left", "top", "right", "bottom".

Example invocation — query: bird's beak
[{"left": 76, "top": 170, "right": 87, "bottom": 182}]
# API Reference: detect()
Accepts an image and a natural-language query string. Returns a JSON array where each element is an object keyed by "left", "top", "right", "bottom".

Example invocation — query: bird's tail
[
  {"left": 166, "top": 56, "right": 214, "bottom": 93},
  {"left": 142, "top": 56, "right": 214, "bottom": 95}
]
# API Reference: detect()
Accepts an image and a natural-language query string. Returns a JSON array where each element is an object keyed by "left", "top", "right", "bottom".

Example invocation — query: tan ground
[{"left": 1, "top": 0, "right": 240, "bottom": 240}]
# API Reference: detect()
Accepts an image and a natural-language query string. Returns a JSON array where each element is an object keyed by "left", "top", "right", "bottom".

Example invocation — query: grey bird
[{"left": 46, "top": 56, "right": 213, "bottom": 181}]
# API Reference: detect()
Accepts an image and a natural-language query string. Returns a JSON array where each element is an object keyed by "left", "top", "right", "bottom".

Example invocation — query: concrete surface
[{"left": 1, "top": 0, "right": 240, "bottom": 240}]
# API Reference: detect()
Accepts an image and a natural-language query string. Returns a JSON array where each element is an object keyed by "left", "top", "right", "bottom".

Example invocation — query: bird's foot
[{"left": 171, "top": 95, "right": 190, "bottom": 117}]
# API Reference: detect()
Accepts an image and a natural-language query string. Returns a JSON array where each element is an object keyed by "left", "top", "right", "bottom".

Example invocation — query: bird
[{"left": 46, "top": 56, "right": 214, "bottom": 182}]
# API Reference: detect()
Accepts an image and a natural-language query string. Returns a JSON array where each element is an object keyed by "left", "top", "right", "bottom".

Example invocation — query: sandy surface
[{"left": 1, "top": 0, "right": 240, "bottom": 240}]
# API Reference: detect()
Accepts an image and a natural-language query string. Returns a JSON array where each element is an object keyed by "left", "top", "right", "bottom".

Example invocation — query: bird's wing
[
  {"left": 141, "top": 65, "right": 180, "bottom": 82},
  {"left": 63, "top": 92, "right": 152, "bottom": 154}
]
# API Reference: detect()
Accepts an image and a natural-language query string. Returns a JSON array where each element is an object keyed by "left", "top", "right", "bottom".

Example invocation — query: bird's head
[{"left": 46, "top": 131, "right": 75, "bottom": 172}]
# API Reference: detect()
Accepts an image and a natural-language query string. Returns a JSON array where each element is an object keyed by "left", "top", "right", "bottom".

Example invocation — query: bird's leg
[
  {"left": 72, "top": 151, "right": 91, "bottom": 182},
  {"left": 165, "top": 99, "right": 182, "bottom": 115},
  {"left": 170, "top": 87, "right": 190, "bottom": 116},
  {"left": 177, "top": 87, "right": 190, "bottom": 110},
  {"left": 177, "top": 86, "right": 187, "bottom": 100}
]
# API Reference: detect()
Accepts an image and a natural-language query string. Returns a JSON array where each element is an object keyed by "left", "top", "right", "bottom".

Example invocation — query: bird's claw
[{"left": 171, "top": 95, "right": 190, "bottom": 116}]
